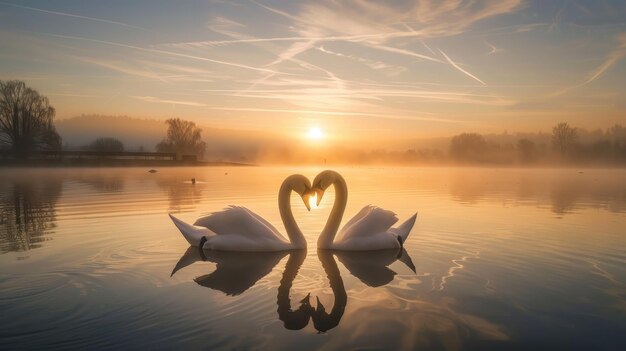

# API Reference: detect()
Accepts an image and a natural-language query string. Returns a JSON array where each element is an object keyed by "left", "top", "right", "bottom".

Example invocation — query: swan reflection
[
  {"left": 276, "top": 250, "right": 311, "bottom": 330},
  {"left": 171, "top": 247, "right": 287, "bottom": 296},
  {"left": 335, "top": 248, "right": 415, "bottom": 287},
  {"left": 171, "top": 247, "right": 415, "bottom": 332},
  {"left": 314, "top": 248, "right": 416, "bottom": 332},
  {"left": 313, "top": 250, "right": 347, "bottom": 333}
]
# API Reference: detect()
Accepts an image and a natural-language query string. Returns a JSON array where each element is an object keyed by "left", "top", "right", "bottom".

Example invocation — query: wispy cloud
[
  {"left": 553, "top": 32, "right": 626, "bottom": 96},
  {"left": 45, "top": 33, "right": 292, "bottom": 76},
  {"left": 132, "top": 95, "right": 206, "bottom": 107},
  {"left": 364, "top": 43, "right": 442, "bottom": 63},
  {"left": 317, "top": 46, "right": 403, "bottom": 72},
  {"left": 207, "top": 106, "right": 464, "bottom": 123},
  {"left": 485, "top": 41, "right": 502, "bottom": 55},
  {"left": 267, "top": 40, "right": 317, "bottom": 66},
  {"left": 584, "top": 32, "right": 626, "bottom": 84},
  {"left": 0, "top": 2, "right": 143, "bottom": 29},
  {"left": 439, "top": 49, "right": 486, "bottom": 85},
  {"left": 10, "top": 0, "right": 620, "bottom": 135}
]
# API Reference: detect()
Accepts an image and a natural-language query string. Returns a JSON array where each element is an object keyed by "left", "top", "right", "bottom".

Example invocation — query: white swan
[
  {"left": 168, "top": 174, "right": 312, "bottom": 251},
  {"left": 313, "top": 170, "right": 417, "bottom": 251}
]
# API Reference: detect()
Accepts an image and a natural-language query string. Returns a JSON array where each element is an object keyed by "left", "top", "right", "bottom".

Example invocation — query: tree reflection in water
[
  {"left": 0, "top": 179, "right": 62, "bottom": 253},
  {"left": 156, "top": 176, "right": 204, "bottom": 212}
]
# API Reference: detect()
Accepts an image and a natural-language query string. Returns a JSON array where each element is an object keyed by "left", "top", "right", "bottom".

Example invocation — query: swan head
[
  {"left": 311, "top": 170, "right": 341, "bottom": 207},
  {"left": 283, "top": 174, "right": 314, "bottom": 211}
]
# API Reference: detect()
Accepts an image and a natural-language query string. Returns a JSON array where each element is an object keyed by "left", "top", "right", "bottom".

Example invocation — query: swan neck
[
  {"left": 279, "top": 181, "right": 307, "bottom": 249},
  {"left": 317, "top": 175, "right": 347, "bottom": 249}
]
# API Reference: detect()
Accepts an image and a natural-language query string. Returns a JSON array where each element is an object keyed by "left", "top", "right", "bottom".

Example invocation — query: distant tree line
[
  {"left": 87, "top": 137, "right": 125, "bottom": 152},
  {"left": 79, "top": 119, "right": 207, "bottom": 160},
  {"left": 448, "top": 122, "right": 626, "bottom": 165}
]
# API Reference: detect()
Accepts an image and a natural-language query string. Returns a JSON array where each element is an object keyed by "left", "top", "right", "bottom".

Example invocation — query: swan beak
[
  {"left": 314, "top": 188, "right": 324, "bottom": 206},
  {"left": 302, "top": 194, "right": 312, "bottom": 211}
]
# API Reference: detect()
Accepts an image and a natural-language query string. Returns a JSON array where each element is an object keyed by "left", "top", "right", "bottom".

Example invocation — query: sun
[{"left": 307, "top": 127, "right": 324, "bottom": 140}]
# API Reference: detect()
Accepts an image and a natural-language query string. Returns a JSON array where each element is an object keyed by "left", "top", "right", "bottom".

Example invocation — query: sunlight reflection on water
[{"left": 0, "top": 167, "right": 625, "bottom": 350}]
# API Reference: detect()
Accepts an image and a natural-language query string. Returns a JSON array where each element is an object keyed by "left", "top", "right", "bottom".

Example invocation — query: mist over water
[{"left": 0, "top": 167, "right": 625, "bottom": 350}]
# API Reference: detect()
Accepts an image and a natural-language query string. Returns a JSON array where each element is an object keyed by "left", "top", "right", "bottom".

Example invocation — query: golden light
[
  {"left": 307, "top": 127, "right": 324, "bottom": 140},
  {"left": 308, "top": 192, "right": 318, "bottom": 209}
]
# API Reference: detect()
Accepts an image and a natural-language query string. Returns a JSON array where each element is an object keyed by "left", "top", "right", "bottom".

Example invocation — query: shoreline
[{"left": 0, "top": 160, "right": 256, "bottom": 168}]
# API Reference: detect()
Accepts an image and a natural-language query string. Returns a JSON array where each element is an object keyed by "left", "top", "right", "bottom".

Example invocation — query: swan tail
[
  {"left": 393, "top": 212, "right": 417, "bottom": 242},
  {"left": 169, "top": 214, "right": 215, "bottom": 246}
]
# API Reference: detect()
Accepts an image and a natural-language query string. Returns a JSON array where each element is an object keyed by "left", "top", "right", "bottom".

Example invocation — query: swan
[
  {"left": 168, "top": 174, "right": 312, "bottom": 251},
  {"left": 312, "top": 170, "right": 417, "bottom": 251}
]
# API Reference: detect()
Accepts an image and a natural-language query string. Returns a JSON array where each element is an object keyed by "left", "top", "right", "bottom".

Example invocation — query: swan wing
[
  {"left": 193, "top": 206, "right": 285, "bottom": 241},
  {"left": 169, "top": 214, "right": 215, "bottom": 246},
  {"left": 338, "top": 205, "right": 374, "bottom": 236},
  {"left": 339, "top": 206, "right": 398, "bottom": 241},
  {"left": 388, "top": 213, "right": 418, "bottom": 242}
]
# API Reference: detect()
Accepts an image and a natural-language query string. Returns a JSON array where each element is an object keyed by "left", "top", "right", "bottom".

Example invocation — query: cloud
[
  {"left": 438, "top": 49, "right": 486, "bottom": 85},
  {"left": 267, "top": 40, "right": 317, "bottom": 66},
  {"left": 161, "top": 1, "right": 522, "bottom": 46},
  {"left": 485, "top": 41, "right": 502, "bottom": 55},
  {"left": 153, "top": 0, "right": 516, "bottom": 91},
  {"left": 207, "top": 106, "right": 463, "bottom": 123},
  {"left": 207, "top": 16, "right": 249, "bottom": 39},
  {"left": 584, "top": 32, "right": 626, "bottom": 84},
  {"left": 317, "top": 46, "right": 404, "bottom": 72},
  {"left": 0, "top": 2, "right": 143, "bottom": 29},
  {"left": 45, "top": 33, "right": 291, "bottom": 76},
  {"left": 553, "top": 32, "right": 626, "bottom": 96},
  {"left": 290, "top": 0, "right": 522, "bottom": 40},
  {"left": 132, "top": 95, "right": 206, "bottom": 107}
]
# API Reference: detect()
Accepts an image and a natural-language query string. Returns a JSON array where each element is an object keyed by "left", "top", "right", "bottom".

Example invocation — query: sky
[{"left": 1, "top": 0, "right": 625, "bottom": 140}]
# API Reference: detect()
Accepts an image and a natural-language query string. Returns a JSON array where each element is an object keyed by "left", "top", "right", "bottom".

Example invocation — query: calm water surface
[{"left": 1, "top": 167, "right": 625, "bottom": 350}]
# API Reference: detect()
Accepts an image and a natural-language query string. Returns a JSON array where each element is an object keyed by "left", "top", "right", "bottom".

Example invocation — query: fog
[{"left": 54, "top": 115, "right": 626, "bottom": 166}]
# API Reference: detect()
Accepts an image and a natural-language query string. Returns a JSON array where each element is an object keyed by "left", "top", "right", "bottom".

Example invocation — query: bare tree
[
  {"left": 552, "top": 122, "right": 577, "bottom": 156},
  {"left": 156, "top": 118, "right": 206, "bottom": 159},
  {"left": 0, "top": 80, "right": 61, "bottom": 158},
  {"left": 89, "top": 137, "right": 124, "bottom": 152}
]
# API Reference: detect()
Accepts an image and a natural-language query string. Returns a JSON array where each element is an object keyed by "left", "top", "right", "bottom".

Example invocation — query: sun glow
[
  {"left": 308, "top": 192, "right": 318, "bottom": 210},
  {"left": 307, "top": 127, "right": 324, "bottom": 140}
]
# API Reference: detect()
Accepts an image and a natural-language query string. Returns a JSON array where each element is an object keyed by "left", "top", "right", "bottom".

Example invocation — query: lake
[{"left": 1, "top": 166, "right": 625, "bottom": 350}]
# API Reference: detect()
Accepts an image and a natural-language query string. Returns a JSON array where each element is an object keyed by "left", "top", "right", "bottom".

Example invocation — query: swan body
[
  {"left": 313, "top": 170, "right": 417, "bottom": 251},
  {"left": 169, "top": 174, "right": 312, "bottom": 251}
]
